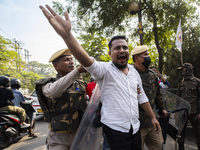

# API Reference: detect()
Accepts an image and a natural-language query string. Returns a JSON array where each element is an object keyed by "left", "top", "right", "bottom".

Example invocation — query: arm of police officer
[
  {"left": 42, "top": 65, "right": 86, "bottom": 99},
  {"left": 39, "top": 5, "right": 93, "bottom": 67},
  {"left": 140, "top": 102, "right": 161, "bottom": 133}
]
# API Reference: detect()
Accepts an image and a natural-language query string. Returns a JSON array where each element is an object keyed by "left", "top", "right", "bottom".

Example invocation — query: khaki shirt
[{"left": 177, "top": 77, "right": 200, "bottom": 114}]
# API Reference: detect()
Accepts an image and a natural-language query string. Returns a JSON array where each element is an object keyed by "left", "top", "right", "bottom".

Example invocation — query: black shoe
[
  {"left": 178, "top": 143, "right": 184, "bottom": 150},
  {"left": 28, "top": 133, "right": 38, "bottom": 138},
  {"left": 198, "top": 146, "right": 200, "bottom": 150}
]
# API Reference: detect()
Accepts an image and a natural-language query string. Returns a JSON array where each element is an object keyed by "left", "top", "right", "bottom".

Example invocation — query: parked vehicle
[
  {"left": 30, "top": 90, "right": 42, "bottom": 115},
  {"left": 0, "top": 102, "right": 36, "bottom": 148}
]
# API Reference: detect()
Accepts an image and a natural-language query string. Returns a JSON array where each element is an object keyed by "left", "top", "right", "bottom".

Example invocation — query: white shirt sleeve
[
  {"left": 135, "top": 70, "right": 149, "bottom": 105},
  {"left": 84, "top": 58, "right": 108, "bottom": 81},
  {"left": 42, "top": 69, "right": 80, "bottom": 99}
]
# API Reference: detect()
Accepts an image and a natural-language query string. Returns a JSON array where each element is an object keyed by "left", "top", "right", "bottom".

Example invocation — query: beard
[{"left": 113, "top": 60, "right": 127, "bottom": 70}]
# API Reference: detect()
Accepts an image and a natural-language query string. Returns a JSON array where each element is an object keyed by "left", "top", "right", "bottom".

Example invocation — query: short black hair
[{"left": 108, "top": 35, "right": 128, "bottom": 51}]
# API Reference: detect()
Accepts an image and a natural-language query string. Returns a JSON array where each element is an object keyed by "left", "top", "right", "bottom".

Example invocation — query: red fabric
[{"left": 86, "top": 82, "right": 96, "bottom": 100}]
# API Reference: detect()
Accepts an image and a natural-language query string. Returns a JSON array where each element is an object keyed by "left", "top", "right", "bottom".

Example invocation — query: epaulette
[
  {"left": 149, "top": 69, "right": 158, "bottom": 78},
  {"left": 193, "top": 77, "right": 200, "bottom": 82},
  {"left": 34, "top": 77, "right": 57, "bottom": 85}
]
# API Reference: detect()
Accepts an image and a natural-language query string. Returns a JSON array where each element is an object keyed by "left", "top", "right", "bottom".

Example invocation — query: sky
[{"left": 0, "top": 0, "right": 73, "bottom": 64}]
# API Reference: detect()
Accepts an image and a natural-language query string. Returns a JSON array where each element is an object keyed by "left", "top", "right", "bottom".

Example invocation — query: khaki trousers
[
  {"left": 46, "top": 130, "right": 76, "bottom": 150},
  {"left": 0, "top": 105, "right": 26, "bottom": 122},
  {"left": 141, "top": 126, "right": 164, "bottom": 150}
]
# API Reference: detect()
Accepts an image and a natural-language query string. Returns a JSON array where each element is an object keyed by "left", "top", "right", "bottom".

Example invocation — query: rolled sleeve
[{"left": 42, "top": 69, "right": 80, "bottom": 99}]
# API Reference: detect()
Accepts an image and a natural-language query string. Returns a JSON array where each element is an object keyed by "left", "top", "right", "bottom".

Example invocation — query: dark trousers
[
  {"left": 103, "top": 124, "right": 141, "bottom": 150},
  {"left": 178, "top": 113, "right": 200, "bottom": 146}
]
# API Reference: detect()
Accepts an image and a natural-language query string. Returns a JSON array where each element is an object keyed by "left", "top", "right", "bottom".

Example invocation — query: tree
[
  {"left": 28, "top": 61, "right": 56, "bottom": 77},
  {"left": 0, "top": 35, "right": 44, "bottom": 92},
  {"left": 52, "top": 0, "right": 199, "bottom": 73}
]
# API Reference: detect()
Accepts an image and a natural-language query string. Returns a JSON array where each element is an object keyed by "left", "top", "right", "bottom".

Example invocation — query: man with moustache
[
  {"left": 39, "top": 5, "right": 161, "bottom": 150},
  {"left": 35, "top": 48, "right": 88, "bottom": 150},
  {"left": 131, "top": 45, "right": 168, "bottom": 150}
]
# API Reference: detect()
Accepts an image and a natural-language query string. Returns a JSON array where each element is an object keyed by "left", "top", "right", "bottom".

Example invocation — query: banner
[{"left": 175, "top": 19, "right": 182, "bottom": 52}]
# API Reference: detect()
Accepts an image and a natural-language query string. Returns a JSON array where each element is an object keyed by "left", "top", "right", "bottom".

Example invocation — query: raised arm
[{"left": 39, "top": 5, "right": 93, "bottom": 67}]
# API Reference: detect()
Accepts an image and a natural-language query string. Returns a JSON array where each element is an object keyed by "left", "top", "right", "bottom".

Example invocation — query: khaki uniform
[
  {"left": 135, "top": 66, "right": 165, "bottom": 150},
  {"left": 177, "top": 77, "right": 200, "bottom": 146},
  {"left": 35, "top": 70, "right": 87, "bottom": 150}
]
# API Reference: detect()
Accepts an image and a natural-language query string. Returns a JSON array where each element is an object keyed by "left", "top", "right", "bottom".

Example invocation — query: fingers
[
  {"left": 64, "top": 11, "right": 70, "bottom": 21},
  {"left": 39, "top": 5, "right": 53, "bottom": 20},
  {"left": 46, "top": 5, "right": 57, "bottom": 16}
]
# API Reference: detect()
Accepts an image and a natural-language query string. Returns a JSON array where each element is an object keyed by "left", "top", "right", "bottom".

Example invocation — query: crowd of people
[{"left": 0, "top": 4, "right": 199, "bottom": 150}]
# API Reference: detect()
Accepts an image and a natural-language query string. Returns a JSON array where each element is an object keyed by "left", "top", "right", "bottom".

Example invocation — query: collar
[{"left": 133, "top": 64, "right": 148, "bottom": 73}]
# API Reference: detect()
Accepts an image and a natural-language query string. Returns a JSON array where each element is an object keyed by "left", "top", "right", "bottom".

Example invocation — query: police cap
[
  {"left": 131, "top": 45, "right": 149, "bottom": 56},
  {"left": 49, "top": 48, "right": 71, "bottom": 63},
  {"left": 177, "top": 63, "right": 193, "bottom": 71}
]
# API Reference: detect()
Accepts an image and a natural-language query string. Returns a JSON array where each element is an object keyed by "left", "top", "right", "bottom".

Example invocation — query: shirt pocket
[{"left": 188, "top": 84, "right": 197, "bottom": 96}]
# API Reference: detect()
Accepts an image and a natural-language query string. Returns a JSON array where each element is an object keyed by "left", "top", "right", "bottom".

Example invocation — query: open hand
[{"left": 39, "top": 5, "right": 71, "bottom": 39}]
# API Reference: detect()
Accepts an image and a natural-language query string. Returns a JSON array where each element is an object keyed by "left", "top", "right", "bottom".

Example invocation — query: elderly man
[
  {"left": 35, "top": 48, "right": 87, "bottom": 150},
  {"left": 39, "top": 5, "right": 161, "bottom": 150},
  {"left": 131, "top": 45, "right": 168, "bottom": 150}
]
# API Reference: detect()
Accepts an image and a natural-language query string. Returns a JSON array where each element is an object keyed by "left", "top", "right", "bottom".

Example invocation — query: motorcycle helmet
[
  {"left": 0, "top": 76, "right": 10, "bottom": 87},
  {"left": 11, "top": 79, "right": 21, "bottom": 89}
]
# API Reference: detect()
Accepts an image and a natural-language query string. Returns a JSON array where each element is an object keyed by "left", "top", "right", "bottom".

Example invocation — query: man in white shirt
[{"left": 39, "top": 5, "right": 161, "bottom": 150}]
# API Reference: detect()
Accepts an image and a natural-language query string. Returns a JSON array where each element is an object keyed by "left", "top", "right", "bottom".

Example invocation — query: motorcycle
[{"left": 0, "top": 102, "right": 36, "bottom": 148}]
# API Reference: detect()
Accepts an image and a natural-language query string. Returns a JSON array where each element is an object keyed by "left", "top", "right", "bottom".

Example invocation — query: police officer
[
  {"left": 35, "top": 48, "right": 87, "bottom": 150},
  {"left": 131, "top": 45, "right": 168, "bottom": 150},
  {"left": 177, "top": 63, "right": 200, "bottom": 150}
]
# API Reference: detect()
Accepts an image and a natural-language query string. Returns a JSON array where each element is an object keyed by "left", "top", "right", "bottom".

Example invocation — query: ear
[
  {"left": 108, "top": 51, "right": 111, "bottom": 57},
  {"left": 53, "top": 62, "right": 58, "bottom": 71}
]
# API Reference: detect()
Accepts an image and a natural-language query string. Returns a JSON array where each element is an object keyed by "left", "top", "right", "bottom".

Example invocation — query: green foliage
[
  {"left": 28, "top": 61, "right": 56, "bottom": 77},
  {"left": 52, "top": 0, "right": 199, "bottom": 73},
  {"left": 0, "top": 35, "right": 44, "bottom": 92}
]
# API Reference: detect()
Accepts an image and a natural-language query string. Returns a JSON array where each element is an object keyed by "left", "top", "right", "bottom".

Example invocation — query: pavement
[{"left": 144, "top": 125, "right": 198, "bottom": 150}]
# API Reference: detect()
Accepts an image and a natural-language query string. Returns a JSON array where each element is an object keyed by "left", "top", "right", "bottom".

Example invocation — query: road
[{"left": 2, "top": 116, "right": 198, "bottom": 150}]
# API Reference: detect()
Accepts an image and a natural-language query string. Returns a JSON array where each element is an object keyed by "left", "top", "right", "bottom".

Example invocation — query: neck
[{"left": 135, "top": 63, "right": 146, "bottom": 72}]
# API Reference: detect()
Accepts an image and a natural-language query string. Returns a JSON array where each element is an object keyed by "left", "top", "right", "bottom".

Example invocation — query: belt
[
  {"left": 55, "top": 129, "right": 77, "bottom": 134},
  {"left": 48, "top": 123, "right": 77, "bottom": 134}
]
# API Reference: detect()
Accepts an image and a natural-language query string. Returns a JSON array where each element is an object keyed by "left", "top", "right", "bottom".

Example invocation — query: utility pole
[{"left": 24, "top": 49, "right": 31, "bottom": 72}]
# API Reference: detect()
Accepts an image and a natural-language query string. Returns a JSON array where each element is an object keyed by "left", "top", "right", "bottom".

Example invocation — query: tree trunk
[{"left": 145, "top": 1, "right": 163, "bottom": 73}]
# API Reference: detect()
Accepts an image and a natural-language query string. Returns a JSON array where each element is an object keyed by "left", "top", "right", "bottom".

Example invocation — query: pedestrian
[
  {"left": 131, "top": 45, "right": 168, "bottom": 150},
  {"left": 150, "top": 67, "right": 170, "bottom": 89},
  {"left": 35, "top": 48, "right": 88, "bottom": 150},
  {"left": 39, "top": 5, "right": 161, "bottom": 150},
  {"left": 0, "top": 76, "right": 30, "bottom": 128},
  {"left": 177, "top": 63, "right": 200, "bottom": 150},
  {"left": 11, "top": 79, "right": 38, "bottom": 138}
]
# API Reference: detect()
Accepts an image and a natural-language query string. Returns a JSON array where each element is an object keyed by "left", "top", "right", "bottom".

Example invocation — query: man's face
[
  {"left": 136, "top": 51, "right": 149, "bottom": 64},
  {"left": 53, "top": 55, "right": 74, "bottom": 76},
  {"left": 108, "top": 39, "right": 129, "bottom": 69}
]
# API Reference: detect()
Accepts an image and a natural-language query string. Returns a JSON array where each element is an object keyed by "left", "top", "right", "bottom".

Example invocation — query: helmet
[
  {"left": 11, "top": 79, "right": 21, "bottom": 89},
  {"left": 0, "top": 76, "right": 10, "bottom": 87}
]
